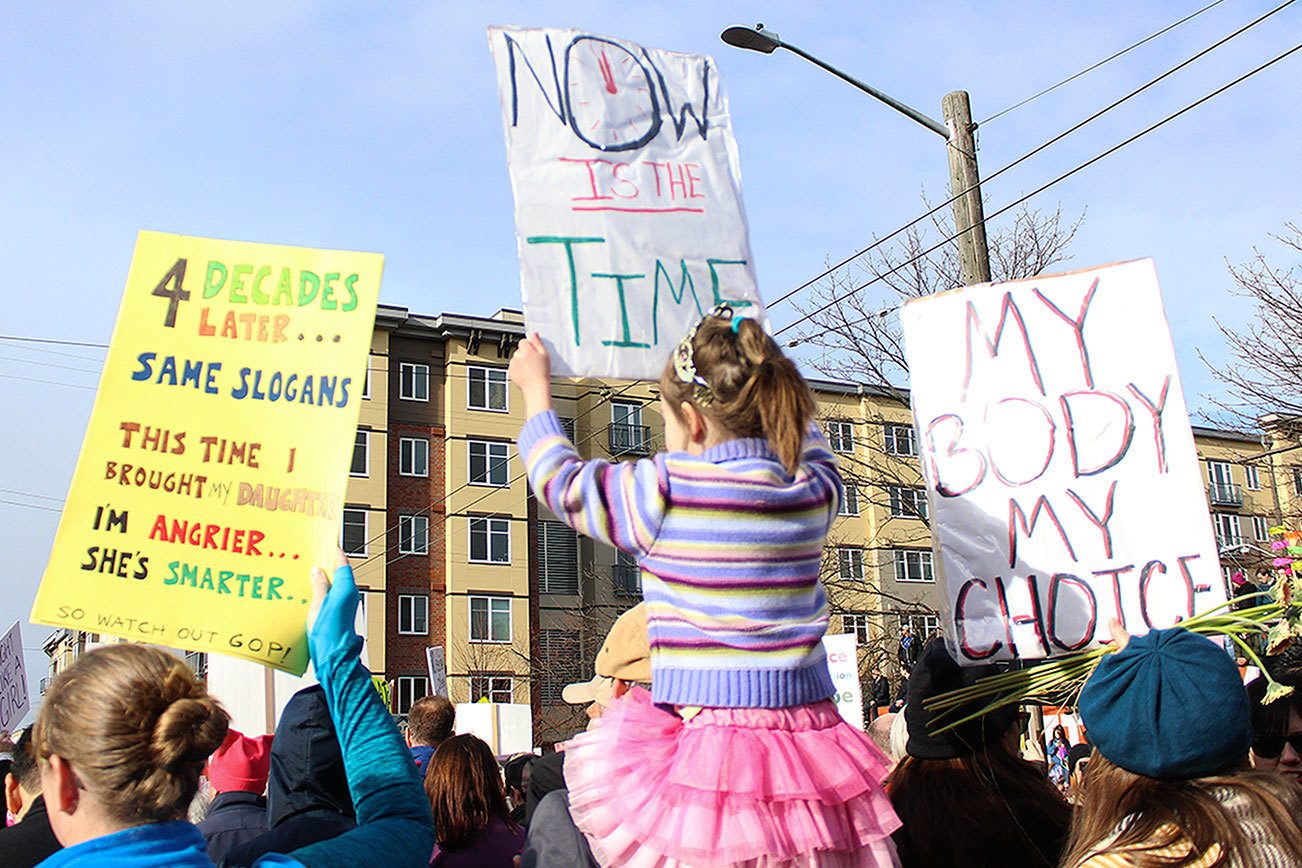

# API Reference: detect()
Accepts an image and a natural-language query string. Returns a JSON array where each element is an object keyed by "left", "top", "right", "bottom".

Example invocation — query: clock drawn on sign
[{"left": 564, "top": 36, "right": 662, "bottom": 152}]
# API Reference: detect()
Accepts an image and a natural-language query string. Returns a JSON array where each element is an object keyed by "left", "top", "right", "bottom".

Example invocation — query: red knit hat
[{"left": 207, "top": 728, "right": 273, "bottom": 794}]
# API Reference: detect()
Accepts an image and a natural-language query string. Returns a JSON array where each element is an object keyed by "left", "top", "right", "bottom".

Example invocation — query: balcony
[
  {"left": 609, "top": 423, "right": 651, "bottom": 456},
  {"left": 613, "top": 563, "right": 642, "bottom": 597},
  {"left": 1216, "top": 534, "right": 1246, "bottom": 552},
  {"left": 1208, "top": 482, "right": 1243, "bottom": 508}
]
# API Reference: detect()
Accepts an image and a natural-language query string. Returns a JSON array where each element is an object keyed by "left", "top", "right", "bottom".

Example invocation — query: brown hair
[
  {"left": 407, "top": 694, "right": 455, "bottom": 747},
  {"left": 1061, "top": 753, "right": 1302, "bottom": 867},
  {"left": 660, "top": 314, "right": 815, "bottom": 473},
  {"left": 886, "top": 740, "right": 1071, "bottom": 867},
  {"left": 34, "top": 643, "right": 229, "bottom": 824},
  {"left": 424, "top": 734, "right": 517, "bottom": 850}
]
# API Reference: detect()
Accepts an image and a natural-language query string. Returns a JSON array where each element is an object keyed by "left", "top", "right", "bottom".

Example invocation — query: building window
[
  {"left": 893, "top": 549, "right": 934, "bottom": 583},
  {"left": 350, "top": 430, "right": 369, "bottom": 477},
  {"left": 538, "top": 521, "right": 579, "bottom": 595},
  {"left": 883, "top": 423, "right": 917, "bottom": 457},
  {"left": 468, "top": 440, "right": 511, "bottom": 486},
  {"left": 888, "top": 485, "right": 929, "bottom": 519},
  {"left": 469, "top": 596, "right": 512, "bottom": 643},
  {"left": 470, "top": 674, "right": 514, "bottom": 704},
  {"left": 183, "top": 650, "right": 208, "bottom": 679},
  {"left": 396, "top": 676, "right": 429, "bottom": 714},
  {"left": 898, "top": 612, "right": 941, "bottom": 642},
  {"left": 1213, "top": 513, "right": 1243, "bottom": 548},
  {"left": 361, "top": 357, "right": 372, "bottom": 400},
  {"left": 1293, "top": 467, "right": 1302, "bottom": 496},
  {"left": 1251, "top": 515, "right": 1271, "bottom": 542},
  {"left": 398, "top": 594, "right": 429, "bottom": 635},
  {"left": 538, "top": 630, "right": 582, "bottom": 705},
  {"left": 559, "top": 416, "right": 577, "bottom": 441},
  {"left": 1244, "top": 464, "right": 1261, "bottom": 491},
  {"left": 825, "top": 420, "right": 854, "bottom": 453},
  {"left": 399, "top": 362, "right": 429, "bottom": 402},
  {"left": 398, "top": 515, "right": 429, "bottom": 555},
  {"left": 399, "top": 437, "right": 430, "bottom": 477},
  {"left": 841, "top": 613, "right": 871, "bottom": 645},
  {"left": 467, "top": 366, "right": 509, "bottom": 412},
  {"left": 610, "top": 402, "right": 650, "bottom": 455},
  {"left": 614, "top": 549, "right": 641, "bottom": 596},
  {"left": 469, "top": 517, "right": 511, "bottom": 564},
  {"left": 838, "top": 485, "right": 861, "bottom": 516},
  {"left": 837, "top": 547, "right": 864, "bottom": 582},
  {"left": 341, "top": 508, "right": 368, "bottom": 556}
]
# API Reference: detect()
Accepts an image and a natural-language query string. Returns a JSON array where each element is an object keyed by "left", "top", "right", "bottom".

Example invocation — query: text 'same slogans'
[
  {"left": 30, "top": 231, "right": 381, "bottom": 675},
  {"left": 488, "top": 25, "right": 765, "bottom": 379},
  {"left": 900, "top": 260, "right": 1225, "bottom": 663}
]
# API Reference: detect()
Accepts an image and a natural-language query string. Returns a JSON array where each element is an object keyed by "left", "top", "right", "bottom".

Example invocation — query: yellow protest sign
[{"left": 31, "top": 231, "right": 381, "bottom": 674}]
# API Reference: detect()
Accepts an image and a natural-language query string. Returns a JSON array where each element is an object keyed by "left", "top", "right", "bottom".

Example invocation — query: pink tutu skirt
[{"left": 563, "top": 687, "right": 901, "bottom": 867}]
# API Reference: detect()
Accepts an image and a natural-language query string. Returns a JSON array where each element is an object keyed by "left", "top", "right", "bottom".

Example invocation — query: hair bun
[{"left": 151, "top": 665, "right": 228, "bottom": 767}]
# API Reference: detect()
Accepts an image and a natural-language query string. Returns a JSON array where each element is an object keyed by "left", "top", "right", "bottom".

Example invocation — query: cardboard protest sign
[
  {"left": 0, "top": 622, "right": 29, "bottom": 731},
  {"left": 31, "top": 231, "right": 381, "bottom": 675},
  {"left": 901, "top": 260, "right": 1224, "bottom": 664},
  {"left": 426, "top": 645, "right": 448, "bottom": 697},
  {"left": 488, "top": 25, "right": 765, "bottom": 379},
  {"left": 823, "top": 632, "right": 866, "bottom": 731}
]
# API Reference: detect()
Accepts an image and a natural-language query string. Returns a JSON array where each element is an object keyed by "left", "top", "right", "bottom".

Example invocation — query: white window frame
[
  {"left": 1213, "top": 513, "right": 1243, "bottom": 547},
  {"left": 883, "top": 423, "right": 917, "bottom": 457},
  {"left": 398, "top": 594, "right": 429, "bottom": 635},
  {"left": 1207, "top": 459, "right": 1234, "bottom": 487},
  {"left": 350, "top": 430, "right": 369, "bottom": 477},
  {"left": 361, "top": 356, "right": 372, "bottom": 400},
  {"left": 1251, "top": 515, "right": 1270, "bottom": 542},
  {"left": 341, "top": 508, "right": 368, "bottom": 556},
  {"left": 899, "top": 612, "right": 941, "bottom": 641},
  {"left": 888, "top": 485, "right": 929, "bottom": 520},
  {"left": 399, "top": 437, "right": 430, "bottom": 477},
  {"left": 469, "top": 595, "right": 512, "bottom": 643},
  {"left": 838, "top": 485, "right": 861, "bottom": 516},
  {"left": 467, "top": 365, "right": 509, "bottom": 413},
  {"left": 826, "top": 420, "right": 855, "bottom": 454},
  {"left": 468, "top": 517, "right": 511, "bottom": 564},
  {"left": 398, "top": 514, "right": 429, "bottom": 555},
  {"left": 841, "top": 612, "right": 871, "bottom": 645},
  {"left": 893, "top": 549, "right": 935, "bottom": 583},
  {"left": 1244, "top": 464, "right": 1261, "bottom": 491},
  {"left": 396, "top": 675, "right": 429, "bottom": 714},
  {"left": 611, "top": 401, "right": 644, "bottom": 427},
  {"left": 837, "top": 546, "right": 864, "bottom": 582},
  {"left": 399, "top": 362, "right": 430, "bottom": 402},
  {"left": 469, "top": 674, "right": 514, "bottom": 704},
  {"left": 468, "top": 440, "right": 511, "bottom": 487}
]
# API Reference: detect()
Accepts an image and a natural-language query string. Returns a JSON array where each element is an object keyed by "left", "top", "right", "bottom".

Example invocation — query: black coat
[
  {"left": 199, "top": 790, "right": 269, "bottom": 865},
  {"left": 0, "top": 796, "right": 62, "bottom": 868},
  {"left": 220, "top": 686, "right": 357, "bottom": 867},
  {"left": 870, "top": 675, "right": 891, "bottom": 706}
]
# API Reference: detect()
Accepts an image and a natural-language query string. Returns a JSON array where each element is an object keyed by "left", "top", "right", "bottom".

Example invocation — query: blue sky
[{"left": 2, "top": 2, "right": 1298, "bottom": 719}]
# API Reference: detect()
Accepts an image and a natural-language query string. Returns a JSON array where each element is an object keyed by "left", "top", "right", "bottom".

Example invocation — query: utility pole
[{"left": 942, "top": 91, "right": 991, "bottom": 287}]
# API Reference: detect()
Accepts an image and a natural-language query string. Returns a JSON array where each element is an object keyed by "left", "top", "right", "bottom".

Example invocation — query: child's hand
[{"left": 509, "top": 332, "right": 554, "bottom": 416}]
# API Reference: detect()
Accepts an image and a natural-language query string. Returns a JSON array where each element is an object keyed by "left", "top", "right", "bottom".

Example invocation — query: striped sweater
[{"left": 518, "top": 410, "right": 840, "bottom": 709}]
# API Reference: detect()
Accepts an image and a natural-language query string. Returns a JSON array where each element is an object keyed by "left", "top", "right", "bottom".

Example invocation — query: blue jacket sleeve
[{"left": 256, "top": 564, "right": 434, "bottom": 868}]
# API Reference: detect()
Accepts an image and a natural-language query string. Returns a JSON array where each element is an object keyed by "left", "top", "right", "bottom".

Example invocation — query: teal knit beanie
[{"left": 1079, "top": 627, "right": 1251, "bottom": 779}]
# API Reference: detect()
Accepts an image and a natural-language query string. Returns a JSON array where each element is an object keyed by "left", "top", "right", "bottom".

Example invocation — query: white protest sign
[
  {"left": 455, "top": 702, "right": 534, "bottom": 755},
  {"left": 0, "top": 621, "right": 30, "bottom": 731},
  {"left": 488, "top": 25, "right": 765, "bottom": 379},
  {"left": 823, "top": 632, "right": 865, "bottom": 731},
  {"left": 425, "top": 645, "right": 448, "bottom": 697},
  {"left": 901, "top": 260, "right": 1224, "bottom": 664}
]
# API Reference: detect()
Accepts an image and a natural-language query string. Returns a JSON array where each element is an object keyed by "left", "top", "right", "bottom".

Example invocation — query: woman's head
[
  {"left": 1053, "top": 725, "right": 1067, "bottom": 742},
  {"left": 424, "top": 734, "right": 515, "bottom": 850},
  {"left": 1249, "top": 676, "right": 1302, "bottom": 789},
  {"left": 660, "top": 304, "right": 815, "bottom": 474},
  {"left": 34, "top": 644, "right": 228, "bottom": 843}
]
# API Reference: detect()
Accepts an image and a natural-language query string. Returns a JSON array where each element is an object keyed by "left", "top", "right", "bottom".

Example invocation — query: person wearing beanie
[
  {"left": 1063, "top": 621, "right": 1302, "bottom": 868},
  {"left": 886, "top": 638, "right": 1071, "bottom": 867},
  {"left": 197, "top": 729, "right": 274, "bottom": 864}
]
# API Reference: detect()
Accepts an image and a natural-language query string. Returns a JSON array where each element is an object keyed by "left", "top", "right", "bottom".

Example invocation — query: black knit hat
[{"left": 905, "top": 638, "right": 1019, "bottom": 759}]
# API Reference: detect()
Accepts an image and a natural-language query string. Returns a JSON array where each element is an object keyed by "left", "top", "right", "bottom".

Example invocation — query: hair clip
[
  {"left": 730, "top": 315, "right": 749, "bottom": 335},
  {"left": 671, "top": 304, "right": 736, "bottom": 405}
]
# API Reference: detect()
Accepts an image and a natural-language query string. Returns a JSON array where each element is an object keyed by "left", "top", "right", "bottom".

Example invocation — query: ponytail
[{"left": 660, "top": 312, "right": 816, "bottom": 475}]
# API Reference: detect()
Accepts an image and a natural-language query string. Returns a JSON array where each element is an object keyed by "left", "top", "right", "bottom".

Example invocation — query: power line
[
  {"left": 763, "top": 0, "right": 1295, "bottom": 315},
  {"left": 776, "top": 38, "right": 1302, "bottom": 342},
  {"left": 0, "top": 335, "right": 108, "bottom": 348},
  {"left": 0, "top": 498, "right": 62, "bottom": 514},
  {"left": 0, "top": 372, "right": 95, "bottom": 390},
  {"left": 0, "top": 487, "right": 64, "bottom": 503},
  {"left": 979, "top": 0, "right": 1231, "bottom": 125}
]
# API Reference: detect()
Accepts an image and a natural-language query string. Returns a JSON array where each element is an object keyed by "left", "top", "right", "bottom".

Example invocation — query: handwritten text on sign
[
  {"left": 30, "top": 231, "right": 381, "bottom": 675},
  {"left": 488, "top": 25, "right": 765, "bottom": 379},
  {"left": 901, "top": 260, "right": 1224, "bottom": 663},
  {"left": 0, "top": 622, "right": 29, "bottom": 731}
]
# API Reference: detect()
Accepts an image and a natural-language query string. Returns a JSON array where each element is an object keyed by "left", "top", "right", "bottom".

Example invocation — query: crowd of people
[{"left": 3, "top": 303, "right": 1301, "bottom": 866}]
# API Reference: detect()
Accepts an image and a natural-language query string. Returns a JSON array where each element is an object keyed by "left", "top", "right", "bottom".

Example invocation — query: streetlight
[{"left": 720, "top": 23, "right": 992, "bottom": 286}]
